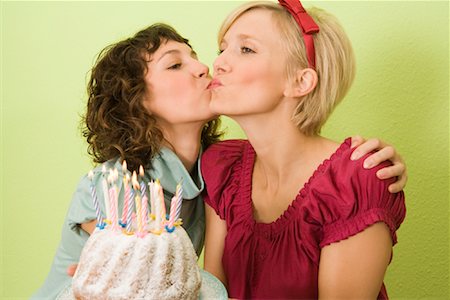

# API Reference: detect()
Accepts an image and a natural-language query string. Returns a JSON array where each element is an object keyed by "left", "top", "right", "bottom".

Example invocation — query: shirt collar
[{"left": 146, "top": 147, "right": 204, "bottom": 200}]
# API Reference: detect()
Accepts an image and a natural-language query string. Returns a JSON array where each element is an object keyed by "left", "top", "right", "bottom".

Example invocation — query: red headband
[{"left": 278, "top": 0, "right": 319, "bottom": 69}]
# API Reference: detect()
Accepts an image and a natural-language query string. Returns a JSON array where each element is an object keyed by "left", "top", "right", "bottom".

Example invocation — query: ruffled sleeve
[
  {"left": 311, "top": 147, "right": 406, "bottom": 248},
  {"left": 201, "top": 140, "right": 247, "bottom": 220}
]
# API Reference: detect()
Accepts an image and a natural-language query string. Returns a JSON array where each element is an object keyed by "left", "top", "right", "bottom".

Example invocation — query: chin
[
  {"left": 209, "top": 98, "right": 225, "bottom": 112},
  {"left": 209, "top": 106, "right": 223, "bottom": 116}
]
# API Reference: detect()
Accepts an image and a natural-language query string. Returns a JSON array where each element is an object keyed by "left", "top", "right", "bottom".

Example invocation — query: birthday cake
[
  {"left": 72, "top": 222, "right": 201, "bottom": 300},
  {"left": 59, "top": 164, "right": 225, "bottom": 300}
]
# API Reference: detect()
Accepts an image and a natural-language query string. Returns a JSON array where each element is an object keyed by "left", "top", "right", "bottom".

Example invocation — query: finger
[
  {"left": 67, "top": 264, "right": 78, "bottom": 277},
  {"left": 351, "top": 138, "right": 384, "bottom": 160},
  {"left": 363, "top": 146, "right": 396, "bottom": 169},
  {"left": 376, "top": 163, "right": 405, "bottom": 180},
  {"left": 388, "top": 173, "right": 408, "bottom": 193},
  {"left": 350, "top": 135, "right": 365, "bottom": 148}
]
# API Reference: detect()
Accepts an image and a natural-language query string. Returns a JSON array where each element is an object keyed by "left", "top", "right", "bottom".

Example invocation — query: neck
[
  {"left": 160, "top": 123, "right": 203, "bottom": 173},
  {"left": 233, "top": 111, "right": 330, "bottom": 181}
]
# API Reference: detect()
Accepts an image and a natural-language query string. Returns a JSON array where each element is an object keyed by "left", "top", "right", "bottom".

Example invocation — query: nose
[
  {"left": 213, "top": 51, "right": 230, "bottom": 76},
  {"left": 195, "top": 61, "right": 209, "bottom": 78}
]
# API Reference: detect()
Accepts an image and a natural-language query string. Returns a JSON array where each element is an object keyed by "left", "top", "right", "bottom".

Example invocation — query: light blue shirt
[{"left": 31, "top": 148, "right": 206, "bottom": 300}]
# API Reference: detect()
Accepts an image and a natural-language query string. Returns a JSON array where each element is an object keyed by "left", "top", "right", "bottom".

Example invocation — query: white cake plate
[{"left": 56, "top": 269, "right": 228, "bottom": 299}]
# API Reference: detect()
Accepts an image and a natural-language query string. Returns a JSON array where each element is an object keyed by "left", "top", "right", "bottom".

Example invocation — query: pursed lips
[{"left": 207, "top": 79, "right": 223, "bottom": 89}]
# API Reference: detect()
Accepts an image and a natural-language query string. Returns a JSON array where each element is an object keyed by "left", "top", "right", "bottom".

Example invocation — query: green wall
[{"left": 1, "top": 1, "right": 448, "bottom": 299}]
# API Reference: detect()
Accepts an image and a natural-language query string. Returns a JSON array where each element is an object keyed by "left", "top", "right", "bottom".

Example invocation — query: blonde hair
[{"left": 218, "top": 1, "right": 356, "bottom": 135}]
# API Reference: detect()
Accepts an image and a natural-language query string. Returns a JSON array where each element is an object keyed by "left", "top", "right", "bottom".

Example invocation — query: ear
[{"left": 284, "top": 68, "right": 318, "bottom": 98}]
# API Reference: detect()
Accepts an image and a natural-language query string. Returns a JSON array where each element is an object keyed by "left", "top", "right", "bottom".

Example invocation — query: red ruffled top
[{"left": 202, "top": 138, "right": 406, "bottom": 299}]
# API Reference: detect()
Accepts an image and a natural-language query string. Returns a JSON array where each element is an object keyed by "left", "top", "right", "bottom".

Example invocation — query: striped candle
[
  {"left": 132, "top": 171, "right": 144, "bottom": 236},
  {"left": 121, "top": 173, "right": 131, "bottom": 226},
  {"left": 174, "top": 183, "right": 183, "bottom": 222},
  {"left": 120, "top": 161, "right": 129, "bottom": 226},
  {"left": 110, "top": 169, "right": 121, "bottom": 230},
  {"left": 101, "top": 165, "right": 111, "bottom": 221},
  {"left": 167, "top": 194, "right": 178, "bottom": 229},
  {"left": 134, "top": 194, "right": 143, "bottom": 235},
  {"left": 153, "top": 180, "right": 164, "bottom": 233},
  {"left": 139, "top": 179, "right": 147, "bottom": 204},
  {"left": 149, "top": 181, "right": 156, "bottom": 219},
  {"left": 141, "top": 190, "right": 148, "bottom": 227},
  {"left": 113, "top": 169, "right": 120, "bottom": 229},
  {"left": 157, "top": 180, "right": 166, "bottom": 222},
  {"left": 167, "top": 183, "right": 183, "bottom": 229},
  {"left": 88, "top": 170, "right": 103, "bottom": 227},
  {"left": 125, "top": 188, "right": 134, "bottom": 233},
  {"left": 139, "top": 166, "right": 149, "bottom": 227}
]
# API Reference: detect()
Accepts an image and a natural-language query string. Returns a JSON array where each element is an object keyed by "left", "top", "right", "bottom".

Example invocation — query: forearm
[{"left": 204, "top": 204, "right": 228, "bottom": 287}]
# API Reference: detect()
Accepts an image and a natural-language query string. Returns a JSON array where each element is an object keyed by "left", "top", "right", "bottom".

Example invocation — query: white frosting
[{"left": 72, "top": 223, "right": 201, "bottom": 300}]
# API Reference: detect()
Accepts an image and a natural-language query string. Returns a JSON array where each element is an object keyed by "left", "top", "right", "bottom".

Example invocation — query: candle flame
[
  {"left": 132, "top": 171, "right": 140, "bottom": 190},
  {"left": 139, "top": 165, "right": 145, "bottom": 177},
  {"left": 107, "top": 173, "right": 113, "bottom": 184},
  {"left": 88, "top": 170, "right": 94, "bottom": 181},
  {"left": 122, "top": 160, "right": 127, "bottom": 172}
]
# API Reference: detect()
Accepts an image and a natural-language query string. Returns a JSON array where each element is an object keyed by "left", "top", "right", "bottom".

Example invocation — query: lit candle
[
  {"left": 167, "top": 195, "right": 177, "bottom": 231},
  {"left": 167, "top": 183, "right": 183, "bottom": 231},
  {"left": 158, "top": 180, "right": 166, "bottom": 223},
  {"left": 120, "top": 179, "right": 127, "bottom": 227},
  {"left": 121, "top": 172, "right": 131, "bottom": 227},
  {"left": 120, "top": 161, "right": 129, "bottom": 227},
  {"left": 153, "top": 180, "right": 164, "bottom": 233},
  {"left": 101, "top": 165, "right": 111, "bottom": 222},
  {"left": 139, "top": 166, "right": 148, "bottom": 226},
  {"left": 174, "top": 183, "right": 183, "bottom": 223},
  {"left": 141, "top": 193, "right": 148, "bottom": 228},
  {"left": 126, "top": 186, "right": 134, "bottom": 234},
  {"left": 132, "top": 171, "right": 144, "bottom": 236},
  {"left": 148, "top": 181, "right": 156, "bottom": 219},
  {"left": 88, "top": 170, "right": 104, "bottom": 228},
  {"left": 108, "top": 169, "right": 119, "bottom": 230},
  {"left": 114, "top": 169, "right": 120, "bottom": 229},
  {"left": 122, "top": 160, "right": 127, "bottom": 174}
]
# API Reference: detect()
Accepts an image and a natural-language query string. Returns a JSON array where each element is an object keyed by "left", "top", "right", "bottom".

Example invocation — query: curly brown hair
[{"left": 82, "top": 23, "right": 222, "bottom": 171}]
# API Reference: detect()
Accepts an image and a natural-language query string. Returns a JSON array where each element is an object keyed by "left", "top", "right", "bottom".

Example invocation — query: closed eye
[
  {"left": 241, "top": 47, "right": 255, "bottom": 54},
  {"left": 168, "top": 63, "right": 182, "bottom": 70}
]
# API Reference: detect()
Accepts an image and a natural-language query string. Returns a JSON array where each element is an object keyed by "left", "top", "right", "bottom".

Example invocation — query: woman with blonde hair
[
  {"left": 35, "top": 12, "right": 406, "bottom": 299},
  {"left": 203, "top": 1, "right": 406, "bottom": 298}
]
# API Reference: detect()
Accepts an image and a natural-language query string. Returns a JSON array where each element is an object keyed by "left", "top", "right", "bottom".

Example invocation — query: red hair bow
[{"left": 278, "top": 0, "right": 319, "bottom": 69}]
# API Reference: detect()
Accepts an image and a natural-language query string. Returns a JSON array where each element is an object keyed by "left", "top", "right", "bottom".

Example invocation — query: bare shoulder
[{"left": 314, "top": 136, "right": 342, "bottom": 159}]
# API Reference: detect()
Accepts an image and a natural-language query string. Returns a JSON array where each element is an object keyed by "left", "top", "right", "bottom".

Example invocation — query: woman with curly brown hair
[{"left": 32, "top": 23, "right": 221, "bottom": 300}]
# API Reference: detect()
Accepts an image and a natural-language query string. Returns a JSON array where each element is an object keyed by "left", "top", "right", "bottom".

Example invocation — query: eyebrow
[
  {"left": 237, "top": 33, "right": 256, "bottom": 40},
  {"left": 221, "top": 33, "right": 259, "bottom": 45},
  {"left": 156, "top": 49, "right": 197, "bottom": 62}
]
